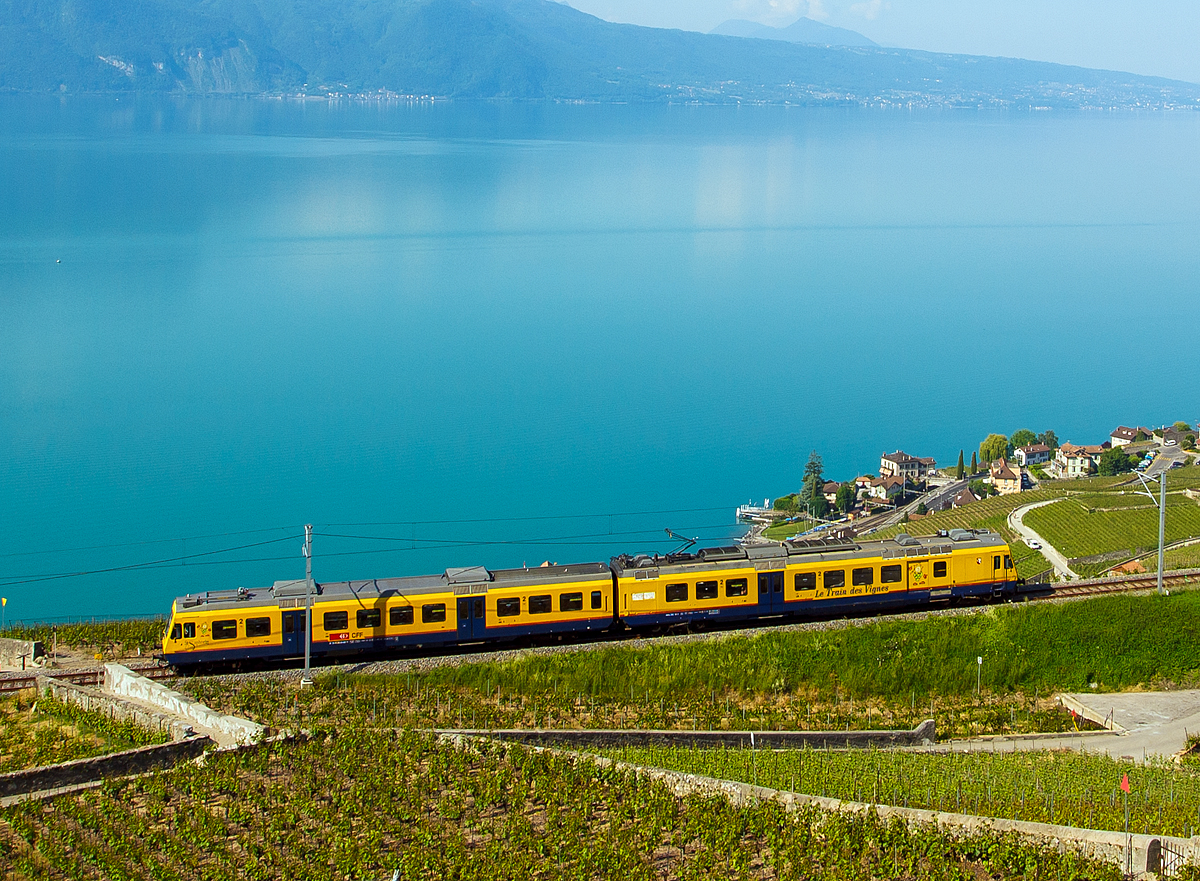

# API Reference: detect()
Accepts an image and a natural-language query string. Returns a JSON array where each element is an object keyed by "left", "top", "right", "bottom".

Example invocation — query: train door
[
  {"left": 457, "top": 597, "right": 487, "bottom": 641},
  {"left": 281, "top": 610, "right": 306, "bottom": 657},
  {"left": 758, "top": 571, "right": 784, "bottom": 612}
]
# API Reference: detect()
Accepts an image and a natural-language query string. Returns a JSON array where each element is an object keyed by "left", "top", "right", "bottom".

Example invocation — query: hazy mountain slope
[
  {"left": 0, "top": 0, "right": 1196, "bottom": 107},
  {"left": 711, "top": 17, "right": 877, "bottom": 48}
]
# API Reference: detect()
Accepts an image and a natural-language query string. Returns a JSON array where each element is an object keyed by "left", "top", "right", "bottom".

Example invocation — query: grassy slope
[{"left": 417, "top": 588, "right": 1200, "bottom": 700}]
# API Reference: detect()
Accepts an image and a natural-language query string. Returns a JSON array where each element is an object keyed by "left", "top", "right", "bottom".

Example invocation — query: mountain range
[
  {"left": 709, "top": 17, "right": 877, "bottom": 48},
  {"left": 1, "top": 0, "right": 1197, "bottom": 108}
]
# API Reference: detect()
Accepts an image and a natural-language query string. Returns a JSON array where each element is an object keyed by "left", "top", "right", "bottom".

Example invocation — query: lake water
[{"left": 3, "top": 96, "right": 1200, "bottom": 621}]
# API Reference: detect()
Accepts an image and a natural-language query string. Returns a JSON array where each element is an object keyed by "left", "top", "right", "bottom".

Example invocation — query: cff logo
[{"left": 328, "top": 632, "right": 351, "bottom": 642}]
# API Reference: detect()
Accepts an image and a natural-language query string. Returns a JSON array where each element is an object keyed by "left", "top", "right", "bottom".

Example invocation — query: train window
[
  {"left": 933, "top": 561, "right": 948, "bottom": 578},
  {"left": 529, "top": 595, "right": 552, "bottom": 614},
  {"left": 212, "top": 620, "right": 238, "bottom": 640},
  {"left": 665, "top": 583, "right": 688, "bottom": 602},
  {"left": 184, "top": 622, "right": 195, "bottom": 638},
  {"left": 357, "top": 609, "right": 382, "bottom": 629},
  {"left": 1004, "top": 555, "right": 1012, "bottom": 569},
  {"left": 852, "top": 567, "right": 874, "bottom": 587},
  {"left": 390, "top": 606, "right": 414, "bottom": 626},
  {"left": 496, "top": 598, "right": 520, "bottom": 617},
  {"left": 993, "top": 555, "right": 1001, "bottom": 570},
  {"left": 726, "top": 578, "right": 748, "bottom": 597},
  {"left": 880, "top": 565, "right": 903, "bottom": 584},
  {"left": 591, "top": 590, "right": 603, "bottom": 610},
  {"left": 324, "top": 611, "right": 348, "bottom": 631},
  {"left": 560, "top": 592, "right": 584, "bottom": 612},
  {"left": 246, "top": 617, "right": 271, "bottom": 638},
  {"left": 794, "top": 572, "right": 817, "bottom": 591},
  {"left": 824, "top": 570, "right": 846, "bottom": 589},
  {"left": 696, "top": 581, "right": 718, "bottom": 600},
  {"left": 171, "top": 624, "right": 181, "bottom": 640},
  {"left": 422, "top": 603, "right": 447, "bottom": 623}
]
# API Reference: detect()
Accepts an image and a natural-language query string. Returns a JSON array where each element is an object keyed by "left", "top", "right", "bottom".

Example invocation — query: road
[
  {"left": 1008, "top": 499, "right": 1078, "bottom": 580},
  {"left": 877, "top": 480, "right": 966, "bottom": 529},
  {"left": 926, "top": 690, "right": 1200, "bottom": 764},
  {"left": 1144, "top": 439, "right": 1191, "bottom": 478}
]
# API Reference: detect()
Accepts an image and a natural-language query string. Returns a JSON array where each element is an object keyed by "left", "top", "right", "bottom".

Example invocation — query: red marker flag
[{"left": 1120, "top": 774, "right": 1130, "bottom": 794}]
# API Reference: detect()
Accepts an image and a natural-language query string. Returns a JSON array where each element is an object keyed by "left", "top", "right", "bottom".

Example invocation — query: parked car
[
  {"left": 1165, "top": 438, "right": 1178, "bottom": 446},
  {"left": 1028, "top": 539, "right": 1042, "bottom": 549}
]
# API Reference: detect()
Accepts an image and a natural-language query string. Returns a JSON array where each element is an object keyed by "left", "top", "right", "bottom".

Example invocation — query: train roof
[
  {"left": 610, "top": 529, "right": 1007, "bottom": 576},
  {"left": 170, "top": 530, "right": 1008, "bottom": 613},
  {"left": 171, "top": 561, "right": 612, "bottom": 613}
]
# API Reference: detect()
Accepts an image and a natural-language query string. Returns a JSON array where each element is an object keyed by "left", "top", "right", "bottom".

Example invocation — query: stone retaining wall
[
  {"left": 0, "top": 737, "right": 212, "bottom": 802},
  {"left": 39, "top": 676, "right": 195, "bottom": 741},
  {"left": 104, "top": 663, "right": 264, "bottom": 746},
  {"left": 450, "top": 720, "right": 935, "bottom": 750},
  {"left": 0, "top": 637, "right": 43, "bottom": 669}
]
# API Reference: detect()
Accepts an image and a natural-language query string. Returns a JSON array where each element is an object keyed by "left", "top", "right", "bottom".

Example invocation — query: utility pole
[
  {"left": 1158, "top": 470, "right": 1167, "bottom": 597},
  {"left": 301, "top": 524, "right": 314, "bottom": 687},
  {"left": 1136, "top": 469, "right": 1167, "bottom": 596}
]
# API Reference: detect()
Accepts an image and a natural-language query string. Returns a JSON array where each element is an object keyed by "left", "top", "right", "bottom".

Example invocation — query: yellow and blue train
[{"left": 161, "top": 529, "right": 1021, "bottom": 668}]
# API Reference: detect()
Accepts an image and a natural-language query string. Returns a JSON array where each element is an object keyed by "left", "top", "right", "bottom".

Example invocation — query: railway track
[
  {"left": 1041, "top": 567, "right": 1200, "bottom": 599},
  {"left": 1, "top": 568, "right": 1197, "bottom": 689},
  {"left": 0, "top": 664, "right": 176, "bottom": 694}
]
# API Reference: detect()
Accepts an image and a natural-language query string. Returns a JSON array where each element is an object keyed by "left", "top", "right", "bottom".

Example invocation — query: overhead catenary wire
[
  {"left": 0, "top": 520, "right": 742, "bottom": 587},
  {"left": 0, "top": 506, "right": 734, "bottom": 560}
]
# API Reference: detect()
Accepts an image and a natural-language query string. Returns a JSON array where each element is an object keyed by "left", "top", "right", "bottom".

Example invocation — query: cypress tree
[
  {"left": 970, "top": 451, "right": 978, "bottom": 473},
  {"left": 956, "top": 450, "right": 965, "bottom": 480}
]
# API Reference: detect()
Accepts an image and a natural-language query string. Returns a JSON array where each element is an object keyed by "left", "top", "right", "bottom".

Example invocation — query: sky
[{"left": 561, "top": 0, "right": 1200, "bottom": 84}]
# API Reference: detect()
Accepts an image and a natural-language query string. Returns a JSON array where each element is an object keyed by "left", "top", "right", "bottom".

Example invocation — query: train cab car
[
  {"left": 161, "top": 585, "right": 287, "bottom": 666},
  {"left": 162, "top": 561, "right": 617, "bottom": 668}
]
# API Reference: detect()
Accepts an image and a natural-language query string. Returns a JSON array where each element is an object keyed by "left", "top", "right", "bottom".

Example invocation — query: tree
[
  {"left": 1135, "top": 430, "right": 1149, "bottom": 442},
  {"left": 1175, "top": 421, "right": 1192, "bottom": 433},
  {"left": 835, "top": 483, "right": 856, "bottom": 514},
  {"left": 970, "top": 451, "right": 978, "bottom": 473},
  {"left": 979, "top": 433, "right": 1008, "bottom": 464},
  {"left": 916, "top": 502, "right": 928, "bottom": 516},
  {"left": 1098, "top": 448, "right": 1137, "bottom": 476},
  {"left": 800, "top": 451, "right": 828, "bottom": 518},
  {"left": 955, "top": 450, "right": 965, "bottom": 480},
  {"left": 803, "top": 450, "right": 824, "bottom": 486},
  {"left": 1010, "top": 429, "right": 1037, "bottom": 449},
  {"left": 1038, "top": 430, "right": 1059, "bottom": 450},
  {"left": 969, "top": 479, "right": 995, "bottom": 498},
  {"left": 773, "top": 495, "right": 797, "bottom": 513}
]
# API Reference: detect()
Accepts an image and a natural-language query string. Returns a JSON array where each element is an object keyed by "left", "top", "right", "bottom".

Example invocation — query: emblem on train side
[{"left": 910, "top": 564, "right": 926, "bottom": 587}]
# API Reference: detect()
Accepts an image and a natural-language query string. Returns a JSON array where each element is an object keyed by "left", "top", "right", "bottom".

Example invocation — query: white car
[
  {"left": 1028, "top": 539, "right": 1042, "bottom": 549},
  {"left": 1165, "top": 439, "right": 1178, "bottom": 446}
]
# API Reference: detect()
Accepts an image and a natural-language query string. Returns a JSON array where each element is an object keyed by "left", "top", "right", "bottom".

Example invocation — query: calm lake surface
[{"left": 2, "top": 96, "right": 1199, "bottom": 621}]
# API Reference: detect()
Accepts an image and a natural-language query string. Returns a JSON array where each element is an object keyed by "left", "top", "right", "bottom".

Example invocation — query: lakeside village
[{"left": 742, "top": 422, "right": 1200, "bottom": 539}]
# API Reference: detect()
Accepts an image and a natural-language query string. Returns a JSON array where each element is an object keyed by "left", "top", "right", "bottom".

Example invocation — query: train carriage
[{"left": 162, "top": 561, "right": 616, "bottom": 667}]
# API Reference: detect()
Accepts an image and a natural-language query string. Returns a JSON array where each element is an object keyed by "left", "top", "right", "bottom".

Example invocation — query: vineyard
[
  {"left": 1024, "top": 494, "right": 1200, "bottom": 561},
  {"left": 0, "top": 694, "right": 167, "bottom": 773},
  {"left": 0, "top": 730, "right": 1124, "bottom": 880},
  {"left": 605, "top": 744, "right": 1200, "bottom": 839},
  {"left": 0, "top": 619, "right": 166, "bottom": 655}
]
